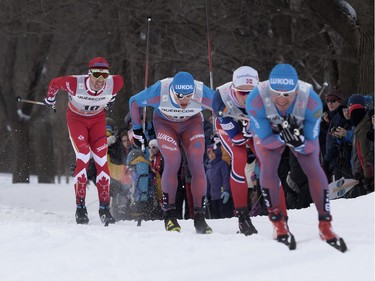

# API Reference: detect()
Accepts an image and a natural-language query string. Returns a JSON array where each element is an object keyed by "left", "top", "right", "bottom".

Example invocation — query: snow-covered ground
[{"left": 0, "top": 173, "right": 373, "bottom": 281}]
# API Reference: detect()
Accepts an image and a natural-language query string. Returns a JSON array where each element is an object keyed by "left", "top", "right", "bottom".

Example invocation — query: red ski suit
[{"left": 46, "top": 75, "right": 124, "bottom": 205}]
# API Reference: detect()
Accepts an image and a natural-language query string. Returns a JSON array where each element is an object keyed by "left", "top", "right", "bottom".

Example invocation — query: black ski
[
  {"left": 277, "top": 233, "right": 297, "bottom": 250},
  {"left": 326, "top": 237, "right": 347, "bottom": 253}
]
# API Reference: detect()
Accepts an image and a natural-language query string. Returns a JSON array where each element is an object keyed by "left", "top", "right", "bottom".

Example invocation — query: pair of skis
[{"left": 276, "top": 232, "right": 347, "bottom": 252}]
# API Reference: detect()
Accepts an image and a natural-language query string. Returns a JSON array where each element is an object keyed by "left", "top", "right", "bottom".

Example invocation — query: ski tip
[
  {"left": 289, "top": 235, "right": 297, "bottom": 250},
  {"left": 337, "top": 238, "right": 348, "bottom": 253},
  {"left": 327, "top": 237, "right": 347, "bottom": 253}
]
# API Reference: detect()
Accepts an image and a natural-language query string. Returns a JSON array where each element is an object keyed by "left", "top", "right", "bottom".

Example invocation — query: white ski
[{"left": 329, "top": 177, "right": 359, "bottom": 199}]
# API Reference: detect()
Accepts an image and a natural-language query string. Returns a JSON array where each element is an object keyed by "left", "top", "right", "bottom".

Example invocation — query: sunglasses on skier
[
  {"left": 270, "top": 86, "right": 297, "bottom": 98},
  {"left": 234, "top": 89, "right": 251, "bottom": 96},
  {"left": 90, "top": 70, "right": 110, "bottom": 79},
  {"left": 233, "top": 86, "right": 254, "bottom": 96},
  {"left": 171, "top": 87, "right": 195, "bottom": 100}
]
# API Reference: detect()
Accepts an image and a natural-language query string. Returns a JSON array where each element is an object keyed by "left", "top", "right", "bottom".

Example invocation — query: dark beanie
[
  {"left": 348, "top": 94, "right": 366, "bottom": 126},
  {"left": 325, "top": 90, "right": 343, "bottom": 102},
  {"left": 348, "top": 94, "right": 366, "bottom": 116}
]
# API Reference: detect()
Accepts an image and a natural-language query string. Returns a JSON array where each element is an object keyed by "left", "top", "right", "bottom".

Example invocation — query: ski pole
[
  {"left": 16, "top": 96, "right": 45, "bottom": 106},
  {"left": 205, "top": 0, "right": 214, "bottom": 90},
  {"left": 205, "top": 0, "right": 215, "bottom": 132},
  {"left": 142, "top": 17, "right": 152, "bottom": 137},
  {"left": 318, "top": 82, "right": 329, "bottom": 97},
  {"left": 191, "top": 99, "right": 250, "bottom": 121},
  {"left": 16, "top": 96, "right": 56, "bottom": 112},
  {"left": 298, "top": 60, "right": 322, "bottom": 90}
]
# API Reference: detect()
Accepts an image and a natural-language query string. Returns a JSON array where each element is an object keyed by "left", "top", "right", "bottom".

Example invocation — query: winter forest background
[{"left": 0, "top": 0, "right": 373, "bottom": 183}]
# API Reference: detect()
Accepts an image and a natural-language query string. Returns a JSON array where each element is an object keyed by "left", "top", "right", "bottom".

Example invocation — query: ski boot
[
  {"left": 194, "top": 211, "right": 212, "bottom": 234},
  {"left": 269, "top": 209, "right": 296, "bottom": 250},
  {"left": 75, "top": 205, "right": 89, "bottom": 224},
  {"left": 164, "top": 209, "right": 181, "bottom": 232},
  {"left": 234, "top": 208, "right": 258, "bottom": 236},
  {"left": 99, "top": 204, "right": 116, "bottom": 226},
  {"left": 319, "top": 215, "right": 347, "bottom": 252}
]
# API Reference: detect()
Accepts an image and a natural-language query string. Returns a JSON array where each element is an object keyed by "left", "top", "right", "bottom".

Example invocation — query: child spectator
[{"left": 205, "top": 144, "right": 233, "bottom": 219}]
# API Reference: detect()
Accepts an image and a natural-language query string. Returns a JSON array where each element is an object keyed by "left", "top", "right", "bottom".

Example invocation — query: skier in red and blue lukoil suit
[
  {"left": 129, "top": 71, "right": 214, "bottom": 234},
  {"left": 246, "top": 64, "right": 346, "bottom": 251}
]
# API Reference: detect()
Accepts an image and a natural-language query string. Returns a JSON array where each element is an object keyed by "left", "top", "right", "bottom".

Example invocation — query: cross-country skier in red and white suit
[
  {"left": 211, "top": 66, "right": 259, "bottom": 236},
  {"left": 44, "top": 57, "right": 124, "bottom": 225}
]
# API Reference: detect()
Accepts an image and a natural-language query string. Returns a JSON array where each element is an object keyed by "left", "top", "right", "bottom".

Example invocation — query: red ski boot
[
  {"left": 269, "top": 209, "right": 296, "bottom": 250},
  {"left": 319, "top": 215, "right": 347, "bottom": 252}
]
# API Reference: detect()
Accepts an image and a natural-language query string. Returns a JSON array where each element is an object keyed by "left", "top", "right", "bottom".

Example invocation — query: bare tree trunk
[
  {"left": 24, "top": 35, "right": 55, "bottom": 183},
  {"left": 305, "top": 0, "right": 374, "bottom": 98},
  {"left": 2, "top": 36, "right": 32, "bottom": 183},
  {"left": 354, "top": 21, "right": 374, "bottom": 94}
]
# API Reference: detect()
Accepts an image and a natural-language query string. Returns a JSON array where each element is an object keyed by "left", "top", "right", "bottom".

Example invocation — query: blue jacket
[{"left": 205, "top": 148, "right": 231, "bottom": 201}]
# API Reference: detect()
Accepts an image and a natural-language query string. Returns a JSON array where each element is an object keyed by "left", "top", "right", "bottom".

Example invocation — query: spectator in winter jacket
[
  {"left": 322, "top": 90, "right": 347, "bottom": 182},
  {"left": 331, "top": 101, "right": 354, "bottom": 179},
  {"left": 106, "top": 118, "right": 124, "bottom": 165},
  {"left": 205, "top": 144, "right": 233, "bottom": 219},
  {"left": 348, "top": 94, "right": 374, "bottom": 193},
  {"left": 148, "top": 139, "right": 164, "bottom": 205},
  {"left": 120, "top": 130, "right": 133, "bottom": 165}
]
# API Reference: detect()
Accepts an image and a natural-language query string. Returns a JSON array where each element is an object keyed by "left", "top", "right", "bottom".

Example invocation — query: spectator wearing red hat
[
  {"left": 43, "top": 57, "right": 124, "bottom": 225},
  {"left": 348, "top": 94, "right": 374, "bottom": 193}
]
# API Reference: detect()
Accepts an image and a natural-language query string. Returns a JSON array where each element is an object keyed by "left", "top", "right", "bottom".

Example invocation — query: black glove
[
  {"left": 132, "top": 128, "right": 147, "bottom": 148},
  {"left": 43, "top": 97, "right": 56, "bottom": 110},
  {"left": 278, "top": 116, "right": 305, "bottom": 148}
]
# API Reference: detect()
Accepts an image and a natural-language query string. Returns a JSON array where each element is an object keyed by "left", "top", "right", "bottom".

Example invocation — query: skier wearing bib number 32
[
  {"left": 246, "top": 64, "right": 347, "bottom": 252},
  {"left": 44, "top": 57, "right": 124, "bottom": 225}
]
